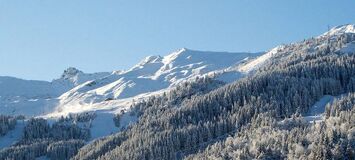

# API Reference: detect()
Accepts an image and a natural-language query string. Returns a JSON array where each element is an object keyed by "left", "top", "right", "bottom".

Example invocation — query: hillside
[{"left": 72, "top": 24, "right": 355, "bottom": 160}]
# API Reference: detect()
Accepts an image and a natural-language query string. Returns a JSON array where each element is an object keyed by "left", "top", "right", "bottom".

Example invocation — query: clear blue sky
[{"left": 1, "top": 0, "right": 354, "bottom": 81}]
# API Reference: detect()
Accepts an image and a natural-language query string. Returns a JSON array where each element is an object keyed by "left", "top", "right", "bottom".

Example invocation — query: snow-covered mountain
[
  {"left": 0, "top": 76, "right": 65, "bottom": 116},
  {"left": 0, "top": 24, "right": 354, "bottom": 159},
  {"left": 1, "top": 24, "right": 354, "bottom": 142},
  {"left": 52, "top": 48, "right": 265, "bottom": 119},
  {"left": 0, "top": 48, "right": 261, "bottom": 117},
  {"left": 58, "top": 49, "right": 258, "bottom": 105}
]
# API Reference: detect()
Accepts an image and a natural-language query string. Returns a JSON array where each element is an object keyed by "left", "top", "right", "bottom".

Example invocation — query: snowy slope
[
  {"left": 0, "top": 76, "right": 65, "bottom": 116},
  {"left": 303, "top": 95, "right": 335, "bottom": 123},
  {"left": 0, "top": 68, "right": 110, "bottom": 116},
  {"left": 238, "top": 46, "right": 284, "bottom": 73},
  {"left": 0, "top": 76, "right": 64, "bottom": 98},
  {"left": 55, "top": 48, "right": 256, "bottom": 111},
  {"left": 303, "top": 93, "right": 351, "bottom": 123}
]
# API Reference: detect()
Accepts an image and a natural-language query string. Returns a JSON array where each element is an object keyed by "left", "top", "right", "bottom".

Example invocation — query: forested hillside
[
  {"left": 188, "top": 93, "right": 355, "bottom": 159},
  {"left": 72, "top": 29, "right": 355, "bottom": 159}
]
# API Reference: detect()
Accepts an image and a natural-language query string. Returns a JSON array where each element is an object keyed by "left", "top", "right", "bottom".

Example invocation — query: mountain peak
[
  {"left": 161, "top": 48, "right": 191, "bottom": 64},
  {"left": 140, "top": 55, "right": 162, "bottom": 65},
  {"left": 323, "top": 24, "right": 355, "bottom": 36},
  {"left": 61, "top": 67, "right": 83, "bottom": 79},
  {"left": 178, "top": 47, "right": 188, "bottom": 53}
]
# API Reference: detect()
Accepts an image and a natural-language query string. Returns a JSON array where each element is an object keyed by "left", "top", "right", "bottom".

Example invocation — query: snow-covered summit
[
  {"left": 54, "top": 67, "right": 110, "bottom": 87},
  {"left": 322, "top": 24, "right": 355, "bottom": 36},
  {"left": 60, "top": 67, "right": 84, "bottom": 79}
]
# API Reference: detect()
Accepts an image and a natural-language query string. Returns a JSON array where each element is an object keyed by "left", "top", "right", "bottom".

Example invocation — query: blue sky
[{"left": 1, "top": 0, "right": 354, "bottom": 81}]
